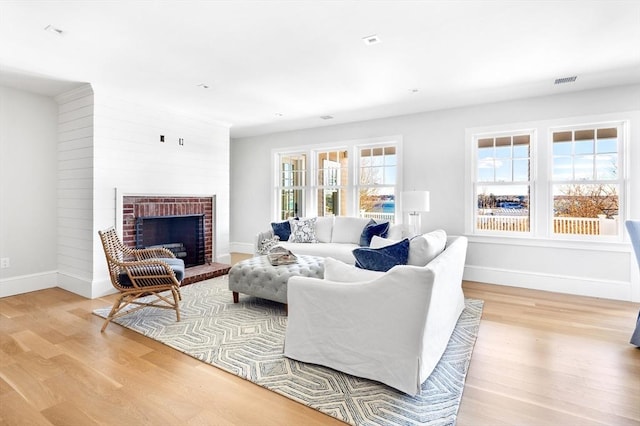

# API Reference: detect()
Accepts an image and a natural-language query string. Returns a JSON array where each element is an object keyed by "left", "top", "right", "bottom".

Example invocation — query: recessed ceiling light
[
  {"left": 44, "top": 24, "right": 63, "bottom": 35},
  {"left": 320, "top": 115, "right": 334, "bottom": 120},
  {"left": 197, "top": 83, "right": 210, "bottom": 89},
  {"left": 275, "top": 112, "right": 284, "bottom": 117},
  {"left": 409, "top": 88, "right": 419, "bottom": 93},
  {"left": 362, "top": 34, "right": 381, "bottom": 45},
  {"left": 554, "top": 76, "right": 577, "bottom": 85}
]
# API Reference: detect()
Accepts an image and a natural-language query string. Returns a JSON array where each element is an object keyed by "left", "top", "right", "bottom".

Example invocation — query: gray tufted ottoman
[{"left": 229, "top": 255, "right": 324, "bottom": 305}]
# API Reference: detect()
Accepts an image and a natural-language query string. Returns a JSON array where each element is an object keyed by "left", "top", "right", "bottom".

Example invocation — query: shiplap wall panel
[{"left": 56, "top": 85, "right": 95, "bottom": 294}]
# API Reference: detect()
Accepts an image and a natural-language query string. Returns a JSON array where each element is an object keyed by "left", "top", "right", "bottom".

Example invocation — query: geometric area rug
[{"left": 94, "top": 276, "right": 483, "bottom": 426}]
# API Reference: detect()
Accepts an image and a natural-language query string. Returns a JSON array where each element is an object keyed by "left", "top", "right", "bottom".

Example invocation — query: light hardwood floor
[{"left": 1, "top": 255, "right": 639, "bottom": 425}]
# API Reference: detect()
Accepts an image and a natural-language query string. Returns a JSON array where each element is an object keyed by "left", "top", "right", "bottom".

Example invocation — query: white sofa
[
  {"left": 256, "top": 216, "right": 405, "bottom": 264},
  {"left": 283, "top": 235, "right": 467, "bottom": 396}
]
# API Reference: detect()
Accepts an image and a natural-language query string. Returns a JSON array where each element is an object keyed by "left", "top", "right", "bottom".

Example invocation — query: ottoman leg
[{"left": 233, "top": 291, "right": 239, "bottom": 303}]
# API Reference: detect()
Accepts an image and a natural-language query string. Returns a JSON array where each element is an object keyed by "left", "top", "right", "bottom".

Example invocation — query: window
[
  {"left": 474, "top": 133, "right": 532, "bottom": 234},
  {"left": 467, "top": 116, "right": 627, "bottom": 241},
  {"left": 277, "top": 153, "right": 306, "bottom": 220},
  {"left": 316, "top": 149, "right": 348, "bottom": 216},
  {"left": 273, "top": 137, "right": 401, "bottom": 222},
  {"left": 357, "top": 146, "right": 397, "bottom": 223},
  {"left": 551, "top": 125, "right": 621, "bottom": 236}
]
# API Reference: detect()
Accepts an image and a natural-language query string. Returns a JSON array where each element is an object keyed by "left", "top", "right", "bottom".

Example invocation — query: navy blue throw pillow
[
  {"left": 353, "top": 238, "right": 409, "bottom": 272},
  {"left": 271, "top": 220, "right": 292, "bottom": 241},
  {"left": 359, "top": 220, "right": 390, "bottom": 247}
]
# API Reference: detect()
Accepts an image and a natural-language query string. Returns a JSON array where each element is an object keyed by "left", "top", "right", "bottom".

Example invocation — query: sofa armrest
[{"left": 255, "top": 229, "right": 275, "bottom": 254}]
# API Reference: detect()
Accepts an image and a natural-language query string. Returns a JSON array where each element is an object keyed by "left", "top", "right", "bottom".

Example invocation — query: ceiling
[{"left": 1, "top": 1, "right": 639, "bottom": 138}]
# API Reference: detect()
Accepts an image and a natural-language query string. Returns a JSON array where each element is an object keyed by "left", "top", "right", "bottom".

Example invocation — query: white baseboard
[
  {"left": 230, "top": 242, "right": 254, "bottom": 255},
  {"left": 216, "top": 252, "right": 232, "bottom": 264},
  {"left": 0, "top": 271, "right": 57, "bottom": 298},
  {"left": 57, "top": 273, "right": 94, "bottom": 299},
  {"left": 464, "top": 265, "right": 633, "bottom": 301}
]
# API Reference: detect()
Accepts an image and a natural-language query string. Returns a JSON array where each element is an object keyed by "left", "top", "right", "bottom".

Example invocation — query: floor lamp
[{"left": 402, "top": 191, "right": 430, "bottom": 237}]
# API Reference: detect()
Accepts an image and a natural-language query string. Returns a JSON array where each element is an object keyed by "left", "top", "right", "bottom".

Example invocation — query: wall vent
[{"left": 554, "top": 76, "right": 577, "bottom": 85}]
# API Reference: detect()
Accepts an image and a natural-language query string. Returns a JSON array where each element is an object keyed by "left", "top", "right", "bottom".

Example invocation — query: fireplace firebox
[{"left": 135, "top": 214, "right": 205, "bottom": 268}]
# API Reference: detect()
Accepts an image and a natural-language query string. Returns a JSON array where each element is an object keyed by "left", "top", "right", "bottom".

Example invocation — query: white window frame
[
  {"left": 471, "top": 129, "right": 535, "bottom": 237},
  {"left": 548, "top": 121, "right": 626, "bottom": 242},
  {"left": 274, "top": 151, "right": 307, "bottom": 220},
  {"left": 465, "top": 112, "right": 632, "bottom": 247},
  {"left": 272, "top": 136, "right": 403, "bottom": 221}
]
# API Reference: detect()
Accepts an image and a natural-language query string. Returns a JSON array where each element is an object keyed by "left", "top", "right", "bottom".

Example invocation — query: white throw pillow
[
  {"left": 371, "top": 229, "right": 447, "bottom": 266},
  {"left": 314, "top": 216, "right": 334, "bottom": 243},
  {"left": 387, "top": 223, "right": 406, "bottom": 240},
  {"left": 324, "top": 257, "right": 385, "bottom": 282},
  {"left": 331, "top": 217, "right": 372, "bottom": 244}
]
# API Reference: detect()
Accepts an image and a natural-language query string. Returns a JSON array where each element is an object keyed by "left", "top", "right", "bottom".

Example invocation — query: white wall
[
  {"left": 1, "top": 84, "right": 231, "bottom": 299},
  {"left": 230, "top": 84, "right": 640, "bottom": 301},
  {"left": 90, "top": 91, "right": 231, "bottom": 298},
  {"left": 0, "top": 86, "right": 59, "bottom": 296}
]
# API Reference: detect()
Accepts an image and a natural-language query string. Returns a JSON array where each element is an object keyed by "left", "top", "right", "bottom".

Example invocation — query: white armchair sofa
[{"left": 283, "top": 235, "right": 468, "bottom": 396}]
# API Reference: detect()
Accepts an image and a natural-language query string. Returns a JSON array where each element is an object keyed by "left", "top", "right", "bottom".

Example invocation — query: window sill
[{"left": 465, "top": 233, "right": 631, "bottom": 253}]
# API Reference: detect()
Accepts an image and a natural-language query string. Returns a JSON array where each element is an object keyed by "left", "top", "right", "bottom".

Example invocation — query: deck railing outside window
[{"left": 476, "top": 212, "right": 618, "bottom": 235}]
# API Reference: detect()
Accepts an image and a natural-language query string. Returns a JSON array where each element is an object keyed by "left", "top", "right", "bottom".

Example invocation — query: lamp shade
[{"left": 402, "top": 191, "right": 430, "bottom": 212}]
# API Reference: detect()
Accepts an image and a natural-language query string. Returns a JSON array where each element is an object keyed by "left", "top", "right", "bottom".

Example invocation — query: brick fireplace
[{"left": 121, "top": 195, "right": 229, "bottom": 284}]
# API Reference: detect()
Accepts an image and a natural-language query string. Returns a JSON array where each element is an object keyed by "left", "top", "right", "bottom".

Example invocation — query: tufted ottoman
[{"left": 229, "top": 255, "right": 324, "bottom": 305}]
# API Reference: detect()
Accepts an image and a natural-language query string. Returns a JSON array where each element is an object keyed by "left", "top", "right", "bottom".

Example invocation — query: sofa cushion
[
  {"left": 371, "top": 229, "right": 447, "bottom": 266},
  {"left": 314, "top": 216, "right": 334, "bottom": 243},
  {"left": 324, "top": 257, "right": 384, "bottom": 282},
  {"left": 279, "top": 242, "right": 358, "bottom": 264},
  {"left": 359, "top": 220, "right": 390, "bottom": 247},
  {"left": 271, "top": 220, "right": 292, "bottom": 241},
  {"left": 119, "top": 257, "right": 185, "bottom": 286},
  {"left": 353, "top": 238, "right": 410, "bottom": 272},
  {"left": 331, "top": 217, "right": 372, "bottom": 244}
]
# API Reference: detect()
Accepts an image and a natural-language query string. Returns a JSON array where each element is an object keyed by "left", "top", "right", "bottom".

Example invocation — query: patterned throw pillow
[
  {"left": 258, "top": 236, "right": 281, "bottom": 255},
  {"left": 288, "top": 218, "right": 319, "bottom": 243}
]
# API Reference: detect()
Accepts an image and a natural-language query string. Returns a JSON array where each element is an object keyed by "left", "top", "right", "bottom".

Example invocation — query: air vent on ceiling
[
  {"left": 44, "top": 24, "right": 63, "bottom": 35},
  {"left": 362, "top": 35, "right": 381, "bottom": 45},
  {"left": 554, "top": 76, "right": 577, "bottom": 85},
  {"left": 320, "top": 115, "right": 334, "bottom": 120}
]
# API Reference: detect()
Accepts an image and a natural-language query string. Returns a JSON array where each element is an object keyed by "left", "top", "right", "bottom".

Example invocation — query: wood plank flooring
[{"left": 1, "top": 256, "right": 639, "bottom": 425}]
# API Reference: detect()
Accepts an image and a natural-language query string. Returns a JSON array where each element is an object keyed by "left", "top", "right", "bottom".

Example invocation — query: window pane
[
  {"left": 553, "top": 156, "right": 573, "bottom": 180},
  {"left": 596, "top": 138, "right": 617, "bottom": 154},
  {"left": 279, "top": 189, "right": 303, "bottom": 220},
  {"left": 476, "top": 184, "right": 530, "bottom": 232},
  {"left": 495, "top": 159, "right": 512, "bottom": 181},
  {"left": 513, "top": 143, "right": 529, "bottom": 158},
  {"left": 317, "top": 188, "right": 344, "bottom": 216},
  {"left": 575, "top": 139, "right": 594, "bottom": 155},
  {"left": 595, "top": 154, "right": 617, "bottom": 180},
  {"left": 359, "top": 187, "right": 395, "bottom": 223},
  {"left": 280, "top": 154, "right": 306, "bottom": 187},
  {"left": 513, "top": 159, "right": 529, "bottom": 181},
  {"left": 553, "top": 184, "right": 619, "bottom": 236},
  {"left": 574, "top": 155, "right": 594, "bottom": 180},
  {"left": 553, "top": 141, "right": 572, "bottom": 156}
]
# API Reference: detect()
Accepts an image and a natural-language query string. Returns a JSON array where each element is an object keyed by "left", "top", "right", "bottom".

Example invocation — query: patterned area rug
[{"left": 94, "top": 276, "right": 483, "bottom": 426}]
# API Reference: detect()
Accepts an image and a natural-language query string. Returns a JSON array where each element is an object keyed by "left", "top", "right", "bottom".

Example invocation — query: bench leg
[{"left": 233, "top": 291, "right": 239, "bottom": 303}]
